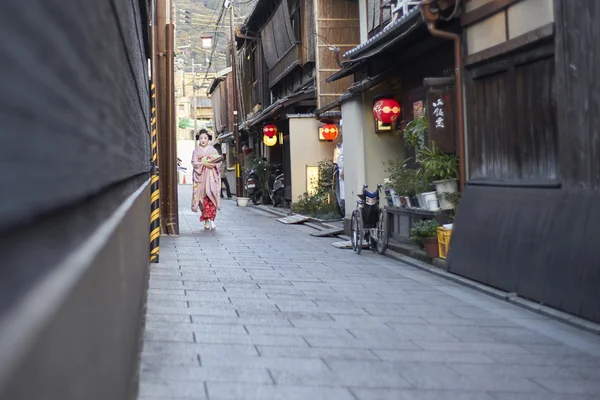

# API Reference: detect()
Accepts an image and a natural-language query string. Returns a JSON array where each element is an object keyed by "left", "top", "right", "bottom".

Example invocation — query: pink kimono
[{"left": 191, "top": 145, "right": 222, "bottom": 221}]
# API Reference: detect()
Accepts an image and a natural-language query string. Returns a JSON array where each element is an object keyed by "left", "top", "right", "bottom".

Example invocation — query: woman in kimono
[{"left": 191, "top": 129, "right": 222, "bottom": 230}]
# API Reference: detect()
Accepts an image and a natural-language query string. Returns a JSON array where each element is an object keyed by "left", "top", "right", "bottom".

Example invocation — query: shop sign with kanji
[{"left": 427, "top": 89, "right": 455, "bottom": 153}]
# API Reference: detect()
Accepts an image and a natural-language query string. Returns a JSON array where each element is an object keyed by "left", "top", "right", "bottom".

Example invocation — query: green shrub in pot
[
  {"left": 410, "top": 219, "right": 440, "bottom": 258},
  {"left": 417, "top": 145, "right": 458, "bottom": 182},
  {"left": 385, "top": 158, "right": 434, "bottom": 207},
  {"left": 384, "top": 158, "right": 417, "bottom": 197},
  {"left": 417, "top": 145, "right": 459, "bottom": 210},
  {"left": 409, "top": 219, "right": 439, "bottom": 244},
  {"left": 402, "top": 111, "right": 427, "bottom": 150}
]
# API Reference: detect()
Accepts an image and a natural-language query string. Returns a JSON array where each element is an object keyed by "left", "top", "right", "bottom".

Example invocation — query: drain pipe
[{"left": 420, "top": 0, "right": 466, "bottom": 193}]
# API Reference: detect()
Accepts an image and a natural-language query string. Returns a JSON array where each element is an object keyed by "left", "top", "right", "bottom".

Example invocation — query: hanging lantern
[
  {"left": 321, "top": 124, "right": 339, "bottom": 141},
  {"left": 263, "top": 124, "right": 277, "bottom": 138},
  {"left": 373, "top": 99, "right": 401, "bottom": 124},
  {"left": 264, "top": 134, "right": 277, "bottom": 147}
]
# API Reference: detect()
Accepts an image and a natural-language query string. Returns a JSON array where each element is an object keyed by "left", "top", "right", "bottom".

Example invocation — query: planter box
[
  {"left": 434, "top": 179, "right": 458, "bottom": 210},
  {"left": 384, "top": 206, "right": 452, "bottom": 244}
]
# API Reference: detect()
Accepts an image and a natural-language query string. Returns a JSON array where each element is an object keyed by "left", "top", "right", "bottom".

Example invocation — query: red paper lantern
[
  {"left": 242, "top": 144, "right": 252, "bottom": 155},
  {"left": 373, "top": 99, "right": 401, "bottom": 124},
  {"left": 321, "top": 124, "right": 339, "bottom": 141},
  {"left": 263, "top": 124, "right": 277, "bottom": 138}
]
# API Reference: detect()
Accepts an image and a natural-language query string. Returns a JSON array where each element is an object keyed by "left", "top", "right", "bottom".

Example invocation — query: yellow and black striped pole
[{"left": 150, "top": 83, "right": 160, "bottom": 263}]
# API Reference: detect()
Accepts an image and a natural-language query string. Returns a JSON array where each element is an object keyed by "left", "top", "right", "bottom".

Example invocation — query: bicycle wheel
[
  {"left": 376, "top": 209, "right": 389, "bottom": 254},
  {"left": 350, "top": 209, "right": 363, "bottom": 254}
]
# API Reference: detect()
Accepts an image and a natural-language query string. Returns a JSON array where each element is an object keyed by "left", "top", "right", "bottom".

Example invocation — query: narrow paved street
[{"left": 138, "top": 186, "right": 600, "bottom": 400}]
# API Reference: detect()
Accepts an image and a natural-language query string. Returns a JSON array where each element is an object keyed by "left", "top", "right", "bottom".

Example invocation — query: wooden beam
[{"left": 461, "top": 0, "right": 525, "bottom": 27}]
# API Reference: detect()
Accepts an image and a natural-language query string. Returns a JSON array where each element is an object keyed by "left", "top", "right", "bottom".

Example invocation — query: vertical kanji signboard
[{"left": 427, "top": 88, "right": 455, "bottom": 154}]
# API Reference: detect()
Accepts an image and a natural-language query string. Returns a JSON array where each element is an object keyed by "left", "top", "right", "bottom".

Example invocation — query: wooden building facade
[
  {"left": 1, "top": 0, "right": 154, "bottom": 398},
  {"left": 325, "top": 0, "right": 460, "bottom": 239},
  {"left": 323, "top": 0, "right": 600, "bottom": 323},
  {"left": 448, "top": 0, "right": 600, "bottom": 323},
  {"left": 230, "top": 0, "right": 358, "bottom": 203}
]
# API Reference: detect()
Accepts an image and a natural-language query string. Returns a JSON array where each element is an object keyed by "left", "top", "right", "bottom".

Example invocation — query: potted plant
[
  {"left": 417, "top": 145, "right": 459, "bottom": 210},
  {"left": 410, "top": 219, "right": 440, "bottom": 258},
  {"left": 413, "top": 177, "right": 435, "bottom": 210},
  {"left": 385, "top": 158, "right": 419, "bottom": 208},
  {"left": 402, "top": 106, "right": 427, "bottom": 150}
]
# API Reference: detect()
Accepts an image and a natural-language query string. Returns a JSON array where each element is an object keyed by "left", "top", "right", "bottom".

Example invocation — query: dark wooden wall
[
  {"left": 0, "top": 1, "right": 152, "bottom": 398},
  {"left": 238, "top": 41, "right": 269, "bottom": 119},
  {"left": 449, "top": 1, "right": 600, "bottom": 323},
  {"left": 253, "top": 42, "right": 270, "bottom": 108},
  {"left": 555, "top": 0, "right": 600, "bottom": 190},
  {"left": 466, "top": 40, "right": 557, "bottom": 182},
  {"left": 0, "top": 0, "right": 151, "bottom": 234},
  {"left": 449, "top": 184, "right": 600, "bottom": 323}
]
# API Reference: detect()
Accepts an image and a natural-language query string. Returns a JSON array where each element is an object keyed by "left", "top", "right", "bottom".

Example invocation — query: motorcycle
[
  {"left": 245, "top": 169, "right": 261, "bottom": 205},
  {"left": 245, "top": 163, "right": 283, "bottom": 205},
  {"left": 270, "top": 173, "right": 284, "bottom": 207}
]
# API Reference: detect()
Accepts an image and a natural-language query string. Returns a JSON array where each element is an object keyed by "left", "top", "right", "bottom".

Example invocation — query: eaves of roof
[
  {"left": 343, "top": 7, "right": 423, "bottom": 59},
  {"left": 207, "top": 76, "right": 226, "bottom": 97},
  {"left": 207, "top": 67, "right": 233, "bottom": 96},
  {"left": 240, "top": 87, "right": 315, "bottom": 130},
  {"left": 243, "top": 0, "right": 278, "bottom": 36},
  {"left": 325, "top": 61, "right": 364, "bottom": 83},
  {"left": 314, "top": 92, "right": 357, "bottom": 116}
]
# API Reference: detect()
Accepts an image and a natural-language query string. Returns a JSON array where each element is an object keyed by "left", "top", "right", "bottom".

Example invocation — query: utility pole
[
  {"left": 156, "top": 0, "right": 179, "bottom": 235},
  {"left": 227, "top": 0, "right": 243, "bottom": 197}
]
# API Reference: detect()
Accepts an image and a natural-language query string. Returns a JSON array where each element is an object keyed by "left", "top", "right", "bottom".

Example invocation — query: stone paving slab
[{"left": 137, "top": 186, "right": 600, "bottom": 400}]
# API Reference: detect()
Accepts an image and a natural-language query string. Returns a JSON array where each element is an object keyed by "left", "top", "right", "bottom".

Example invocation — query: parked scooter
[
  {"left": 245, "top": 163, "right": 283, "bottom": 205},
  {"left": 270, "top": 173, "right": 284, "bottom": 207},
  {"left": 245, "top": 169, "right": 261, "bottom": 205}
]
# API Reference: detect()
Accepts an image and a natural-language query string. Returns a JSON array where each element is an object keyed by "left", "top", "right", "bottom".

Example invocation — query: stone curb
[{"left": 384, "top": 249, "right": 600, "bottom": 337}]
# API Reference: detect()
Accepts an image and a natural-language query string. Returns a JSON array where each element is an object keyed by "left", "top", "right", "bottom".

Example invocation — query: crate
[{"left": 437, "top": 226, "right": 452, "bottom": 259}]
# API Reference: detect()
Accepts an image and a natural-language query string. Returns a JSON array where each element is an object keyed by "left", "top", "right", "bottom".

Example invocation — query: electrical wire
[{"left": 200, "top": 3, "right": 228, "bottom": 87}]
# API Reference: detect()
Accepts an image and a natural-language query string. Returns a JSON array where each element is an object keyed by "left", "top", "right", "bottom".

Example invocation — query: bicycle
[{"left": 350, "top": 183, "right": 389, "bottom": 255}]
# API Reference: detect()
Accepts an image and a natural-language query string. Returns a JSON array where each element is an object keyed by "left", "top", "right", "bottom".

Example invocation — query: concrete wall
[
  {"left": 177, "top": 140, "right": 196, "bottom": 184},
  {"left": 341, "top": 97, "right": 367, "bottom": 219},
  {"left": 362, "top": 89, "right": 405, "bottom": 191},
  {"left": 288, "top": 117, "right": 338, "bottom": 202},
  {"left": 340, "top": 90, "right": 405, "bottom": 229}
]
